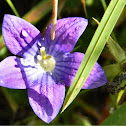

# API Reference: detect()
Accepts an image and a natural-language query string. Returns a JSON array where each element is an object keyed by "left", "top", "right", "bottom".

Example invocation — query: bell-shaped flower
[{"left": 0, "top": 14, "right": 107, "bottom": 123}]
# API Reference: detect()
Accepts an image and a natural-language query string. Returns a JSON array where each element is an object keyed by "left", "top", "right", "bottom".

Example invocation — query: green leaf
[
  {"left": 107, "top": 36, "right": 126, "bottom": 63},
  {"left": 62, "top": 0, "right": 126, "bottom": 112},
  {"left": 103, "top": 63, "right": 122, "bottom": 80},
  {"left": 101, "top": 102, "right": 126, "bottom": 125}
]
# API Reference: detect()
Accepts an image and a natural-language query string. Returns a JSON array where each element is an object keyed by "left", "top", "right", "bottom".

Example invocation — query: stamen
[
  {"left": 44, "top": 55, "right": 51, "bottom": 60},
  {"left": 37, "top": 46, "right": 56, "bottom": 75},
  {"left": 40, "top": 47, "right": 46, "bottom": 59},
  {"left": 37, "top": 55, "right": 42, "bottom": 61},
  {"left": 43, "top": 60, "right": 47, "bottom": 65}
]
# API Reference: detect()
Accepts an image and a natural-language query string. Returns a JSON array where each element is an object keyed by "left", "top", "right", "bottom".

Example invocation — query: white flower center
[{"left": 37, "top": 47, "right": 56, "bottom": 75}]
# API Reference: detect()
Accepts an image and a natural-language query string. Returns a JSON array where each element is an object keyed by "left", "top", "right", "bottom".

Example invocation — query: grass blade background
[
  {"left": 23, "top": 0, "right": 52, "bottom": 25},
  {"left": 62, "top": 0, "right": 126, "bottom": 112},
  {"left": 6, "top": 0, "right": 20, "bottom": 17}
]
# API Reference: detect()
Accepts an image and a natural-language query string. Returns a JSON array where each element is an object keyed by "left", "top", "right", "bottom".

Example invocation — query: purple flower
[{"left": 0, "top": 14, "right": 107, "bottom": 123}]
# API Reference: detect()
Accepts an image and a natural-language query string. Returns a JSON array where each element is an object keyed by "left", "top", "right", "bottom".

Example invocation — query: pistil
[
  {"left": 37, "top": 47, "right": 56, "bottom": 75},
  {"left": 40, "top": 47, "right": 46, "bottom": 59}
]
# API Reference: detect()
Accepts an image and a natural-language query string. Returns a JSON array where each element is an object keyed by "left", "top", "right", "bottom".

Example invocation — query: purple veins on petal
[
  {"left": 0, "top": 56, "right": 27, "bottom": 89},
  {"left": 28, "top": 74, "right": 65, "bottom": 123},
  {"left": 53, "top": 52, "right": 84, "bottom": 86},
  {"left": 19, "top": 57, "right": 46, "bottom": 88},
  {"left": 82, "top": 63, "right": 108, "bottom": 89},
  {"left": 44, "top": 17, "right": 88, "bottom": 56},
  {"left": 53, "top": 52, "right": 107, "bottom": 89},
  {"left": 2, "top": 14, "right": 42, "bottom": 57}
]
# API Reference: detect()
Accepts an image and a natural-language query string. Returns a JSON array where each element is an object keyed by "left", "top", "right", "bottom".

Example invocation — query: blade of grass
[
  {"left": 6, "top": 0, "right": 20, "bottom": 17},
  {"left": 92, "top": 17, "right": 126, "bottom": 63},
  {"left": 62, "top": 0, "right": 126, "bottom": 112},
  {"left": 100, "top": 0, "right": 118, "bottom": 42},
  {"left": 100, "top": 0, "right": 107, "bottom": 11}
]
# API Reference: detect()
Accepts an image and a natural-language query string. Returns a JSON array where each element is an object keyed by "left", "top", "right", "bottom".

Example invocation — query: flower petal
[
  {"left": 0, "top": 56, "right": 27, "bottom": 89},
  {"left": 82, "top": 62, "right": 108, "bottom": 89},
  {"left": 0, "top": 56, "right": 46, "bottom": 88},
  {"left": 28, "top": 73, "right": 65, "bottom": 123},
  {"left": 13, "top": 57, "right": 44, "bottom": 88},
  {"left": 44, "top": 17, "right": 88, "bottom": 56},
  {"left": 53, "top": 52, "right": 107, "bottom": 89},
  {"left": 2, "top": 14, "right": 42, "bottom": 57}
]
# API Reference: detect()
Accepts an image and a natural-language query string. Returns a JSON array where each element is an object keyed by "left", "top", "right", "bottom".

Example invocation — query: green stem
[
  {"left": 100, "top": 0, "right": 117, "bottom": 41},
  {"left": 6, "top": 0, "right": 20, "bottom": 17}
]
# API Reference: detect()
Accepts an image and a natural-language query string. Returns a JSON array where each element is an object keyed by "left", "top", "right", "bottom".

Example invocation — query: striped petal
[
  {"left": 2, "top": 14, "right": 42, "bottom": 57},
  {"left": 53, "top": 52, "right": 107, "bottom": 89},
  {"left": 28, "top": 73, "right": 65, "bottom": 123},
  {"left": 0, "top": 56, "right": 26, "bottom": 89},
  {"left": 44, "top": 17, "right": 88, "bottom": 56}
]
